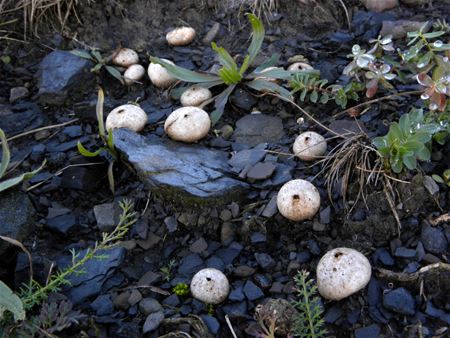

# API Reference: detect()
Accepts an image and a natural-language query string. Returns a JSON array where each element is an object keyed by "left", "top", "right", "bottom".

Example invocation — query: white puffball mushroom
[
  {"left": 166, "top": 27, "right": 196, "bottom": 46},
  {"left": 112, "top": 48, "right": 139, "bottom": 67},
  {"left": 180, "top": 85, "right": 212, "bottom": 107},
  {"left": 190, "top": 268, "right": 230, "bottom": 304},
  {"left": 164, "top": 106, "right": 211, "bottom": 143},
  {"left": 277, "top": 179, "right": 321, "bottom": 221},
  {"left": 124, "top": 64, "right": 145, "bottom": 86},
  {"left": 288, "top": 62, "right": 314, "bottom": 71},
  {"left": 317, "top": 247, "right": 372, "bottom": 301},
  {"left": 105, "top": 104, "right": 147, "bottom": 132},
  {"left": 293, "top": 131, "right": 327, "bottom": 161},
  {"left": 148, "top": 59, "right": 177, "bottom": 89}
]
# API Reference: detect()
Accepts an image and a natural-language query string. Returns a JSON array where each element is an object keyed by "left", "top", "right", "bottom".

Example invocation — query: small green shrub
[
  {"left": 172, "top": 283, "right": 189, "bottom": 296},
  {"left": 292, "top": 271, "right": 326, "bottom": 338},
  {"left": 71, "top": 49, "right": 124, "bottom": 84}
]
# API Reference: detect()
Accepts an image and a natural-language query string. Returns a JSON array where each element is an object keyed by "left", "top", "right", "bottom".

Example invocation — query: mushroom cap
[
  {"left": 288, "top": 62, "right": 314, "bottom": 71},
  {"left": 180, "top": 85, "right": 212, "bottom": 107},
  {"left": 190, "top": 268, "right": 230, "bottom": 304},
  {"left": 317, "top": 247, "right": 372, "bottom": 301},
  {"left": 124, "top": 64, "right": 146, "bottom": 86},
  {"left": 105, "top": 104, "right": 148, "bottom": 132},
  {"left": 166, "top": 27, "right": 196, "bottom": 46},
  {"left": 276, "top": 179, "right": 320, "bottom": 221},
  {"left": 112, "top": 48, "right": 139, "bottom": 67},
  {"left": 293, "top": 131, "right": 327, "bottom": 161},
  {"left": 148, "top": 59, "right": 177, "bottom": 89},
  {"left": 164, "top": 106, "right": 211, "bottom": 143}
]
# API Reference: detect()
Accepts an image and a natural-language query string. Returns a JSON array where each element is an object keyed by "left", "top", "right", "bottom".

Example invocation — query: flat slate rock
[
  {"left": 0, "top": 190, "right": 34, "bottom": 255},
  {"left": 233, "top": 114, "right": 284, "bottom": 147},
  {"left": 113, "top": 129, "right": 249, "bottom": 205}
]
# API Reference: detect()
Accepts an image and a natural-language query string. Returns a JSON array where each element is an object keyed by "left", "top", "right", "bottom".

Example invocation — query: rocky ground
[{"left": 0, "top": 0, "right": 449, "bottom": 337}]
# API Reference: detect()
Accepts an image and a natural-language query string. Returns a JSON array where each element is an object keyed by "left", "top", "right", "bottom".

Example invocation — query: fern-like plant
[{"left": 292, "top": 271, "right": 326, "bottom": 338}]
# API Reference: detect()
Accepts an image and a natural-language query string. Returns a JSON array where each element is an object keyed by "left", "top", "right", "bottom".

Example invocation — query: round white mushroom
[
  {"left": 105, "top": 104, "right": 147, "bottom": 132},
  {"left": 288, "top": 62, "right": 314, "bottom": 71},
  {"left": 180, "top": 85, "right": 212, "bottom": 107},
  {"left": 166, "top": 27, "right": 196, "bottom": 46},
  {"left": 164, "top": 106, "right": 210, "bottom": 143},
  {"left": 148, "top": 59, "right": 177, "bottom": 89},
  {"left": 124, "top": 64, "right": 146, "bottom": 86},
  {"left": 293, "top": 131, "right": 327, "bottom": 161},
  {"left": 276, "top": 179, "right": 321, "bottom": 221},
  {"left": 190, "top": 268, "right": 230, "bottom": 304},
  {"left": 112, "top": 48, "right": 139, "bottom": 67},
  {"left": 316, "top": 247, "right": 372, "bottom": 301}
]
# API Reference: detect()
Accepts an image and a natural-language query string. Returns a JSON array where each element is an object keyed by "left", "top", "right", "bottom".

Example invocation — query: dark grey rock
[
  {"left": 421, "top": 224, "right": 448, "bottom": 255},
  {"left": 394, "top": 247, "right": 417, "bottom": 258},
  {"left": 164, "top": 216, "right": 178, "bottom": 233},
  {"left": 190, "top": 237, "right": 208, "bottom": 253},
  {"left": 250, "top": 232, "right": 267, "bottom": 244},
  {"left": 383, "top": 287, "right": 415, "bottom": 315},
  {"left": 255, "top": 253, "right": 275, "bottom": 271},
  {"left": 61, "top": 166, "right": 101, "bottom": 192},
  {"left": 46, "top": 213, "right": 77, "bottom": 235},
  {"left": 90, "top": 294, "right": 114, "bottom": 316},
  {"left": 215, "top": 242, "right": 243, "bottom": 265},
  {"left": 243, "top": 280, "right": 264, "bottom": 301},
  {"left": 373, "top": 248, "right": 394, "bottom": 266},
  {"left": 206, "top": 256, "right": 225, "bottom": 271},
  {"left": 113, "top": 129, "right": 249, "bottom": 205},
  {"left": 201, "top": 314, "right": 220, "bottom": 334},
  {"left": 324, "top": 306, "right": 343, "bottom": 324},
  {"left": 0, "top": 190, "right": 34, "bottom": 255},
  {"left": 319, "top": 206, "right": 331, "bottom": 224},
  {"left": 229, "top": 284, "right": 246, "bottom": 302},
  {"left": 60, "top": 247, "right": 125, "bottom": 304},
  {"left": 233, "top": 114, "right": 284, "bottom": 147},
  {"left": 425, "top": 301, "right": 450, "bottom": 324},
  {"left": 143, "top": 311, "right": 164, "bottom": 334},
  {"left": 228, "top": 148, "right": 266, "bottom": 171},
  {"left": 222, "top": 301, "right": 248, "bottom": 318},
  {"left": 355, "top": 324, "right": 381, "bottom": 338},
  {"left": 246, "top": 162, "right": 276, "bottom": 180},
  {"left": 9, "top": 86, "right": 29, "bottom": 103},
  {"left": 178, "top": 253, "right": 205, "bottom": 276},
  {"left": 139, "top": 298, "right": 162, "bottom": 315},
  {"left": 37, "top": 50, "right": 94, "bottom": 105},
  {"left": 262, "top": 195, "right": 278, "bottom": 218},
  {"left": 162, "top": 294, "right": 180, "bottom": 307},
  {"left": 230, "top": 88, "right": 257, "bottom": 111},
  {"left": 94, "top": 203, "right": 119, "bottom": 232},
  {"left": 0, "top": 102, "right": 45, "bottom": 135}
]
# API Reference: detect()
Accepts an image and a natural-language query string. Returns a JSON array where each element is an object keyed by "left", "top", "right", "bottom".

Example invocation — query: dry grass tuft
[{"left": 225, "top": 0, "right": 279, "bottom": 22}]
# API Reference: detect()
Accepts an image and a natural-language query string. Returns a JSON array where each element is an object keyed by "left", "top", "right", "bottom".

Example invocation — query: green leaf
[
  {"left": 105, "top": 66, "right": 124, "bottom": 84},
  {"left": 0, "top": 280, "right": 25, "bottom": 322},
  {"left": 91, "top": 63, "right": 103, "bottom": 72},
  {"left": 432, "top": 174, "right": 445, "bottom": 184},
  {"left": 417, "top": 51, "right": 433, "bottom": 68},
  {"left": 254, "top": 53, "right": 280, "bottom": 73},
  {"left": 210, "top": 85, "right": 236, "bottom": 125},
  {"left": 310, "top": 90, "right": 318, "bottom": 103},
  {"left": 96, "top": 88, "right": 105, "bottom": 138},
  {"left": 250, "top": 67, "right": 318, "bottom": 81},
  {"left": 70, "top": 50, "right": 93, "bottom": 61},
  {"left": 107, "top": 131, "right": 115, "bottom": 151},
  {"left": 245, "top": 79, "right": 293, "bottom": 101},
  {"left": 320, "top": 93, "right": 330, "bottom": 104},
  {"left": 403, "top": 140, "right": 423, "bottom": 152},
  {"left": 77, "top": 141, "right": 102, "bottom": 157},
  {"left": 91, "top": 50, "right": 103, "bottom": 62},
  {"left": 0, "top": 160, "right": 46, "bottom": 193},
  {"left": 107, "top": 161, "right": 115, "bottom": 194},
  {"left": 422, "top": 30, "right": 446, "bottom": 39},
  {"left": 390, "top": 156, "right": 403, "bottom": 173},
  {"left": 416, "top": 146, "right": 431, "bottom": 161},
  {"left": 0, "top": 128, "right": 10, "bottom": 179},
  {"left": 403, "top": 155, "right": 417, "bottom": 170},
  {"left": 245, "top": 13, "right": 265, "bottom": 69},
  {"left": 150, "top": 57, "right": 221, "bottom": 83},
  {"left": 300, "top": 88, "right": 307, "bottom": 101},
  {"left": 239, "top": 55, "right": 251, "bottom": 75},
  {"left": 218, "top": 67, "right": 242, "bottom": 85},
  {"left": 0, "top": 55, "right": 11, "bottom": 64},
  {"left": 212, "top": 42, "right": 239, "bottom": 72}
]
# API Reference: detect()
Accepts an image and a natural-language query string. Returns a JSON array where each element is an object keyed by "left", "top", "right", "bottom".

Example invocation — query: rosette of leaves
[
  {"left": 150, "top": 13, "right": 317, "bottom": 124},
  {"left": 373, "top": 109, "right": 442, "bottom": 173},
  {"left": 71, "top": 49, "right": 124, "bottom": 84},
  {"left": 365, "top": 63, "right": 396, "bottom": 98}
]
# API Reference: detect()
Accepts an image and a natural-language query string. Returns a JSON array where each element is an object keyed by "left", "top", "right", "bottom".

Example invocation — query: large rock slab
[
  {"left": 113, "top": 129, "right": 249, "bottom": 205},
  {"left": 0, "top": 190, "right": 34, "bottom": 255},
  {"left": 37, "top": 50, "right": 94, "bottom": 105}
]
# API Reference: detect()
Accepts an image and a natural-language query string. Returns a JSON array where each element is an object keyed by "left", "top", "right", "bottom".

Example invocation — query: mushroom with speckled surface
[
  {"left": 112, "top": 48, "right": 139, "bottom": 67},
  {"left": 180, "top": 85, "right": 212, "bottom": 107},
  {"left": 276, "top": 179, "right": 321, "bottom": 221},
  {"left": 293, "top": 131, "right": 327, "bottom": 161},
  {"left": 317, "top": 247, "right": 372, "bottom": 301},
  {"left": 190, "top": 268, "right": 230, "bottom": 304},
  {"left": 124, "top": 64, "right": 145, "bottom": 86},
  {"left": 166, "top": 27, "right": 196, "bottom": 46},
  {"left": 148, "top": 59, "right": 177, "bottom": 89},
  {"left": 288, "top": 62, "right": 314, "bottom": 71},
  {"left": 105, "top": 104, "right": 148, "bottom": 132},
  {"left": 164, "top": 106, "right": 211, "bottom": 143}
]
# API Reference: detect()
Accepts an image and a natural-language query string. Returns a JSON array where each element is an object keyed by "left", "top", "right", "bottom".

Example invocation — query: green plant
[
  {"left": 0, "top": 200, "right": 136, "bottom": 336},
  {"left": 71, "top": 49, "right": 124, "bottom": 84},
  {"left": 160, "top": 259, "right": 176, "bottom": 282},
  {"left": 292, "top": 270, "right": 326, "bottom": 338},
  {"left": 77, "top": 88, "right": 118, "bottom": 193},
  {"left": 150, "top": 13, "right": 316, "bottom": 124},
  {"left": 172, "top": 283, "right": 189, "bottom": 297},
  {"left": 0, "top": 129, "right": 45, "bottom": 193},
  {"left": 373, "top": 109, "right": 442, "bottom": 173},
  {"left": 432, "top": 169, "right": 450, "bottom": 187}
]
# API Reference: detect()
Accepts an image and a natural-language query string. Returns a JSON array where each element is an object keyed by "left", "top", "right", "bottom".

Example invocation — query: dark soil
[{"left": 0, "top": 1, "right": 449, "bottom": 338}]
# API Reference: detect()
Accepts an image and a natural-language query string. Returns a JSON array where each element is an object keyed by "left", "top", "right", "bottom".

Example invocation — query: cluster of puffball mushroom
[{"left": 105, "top": 27, "right": 372, "bottom": 307}]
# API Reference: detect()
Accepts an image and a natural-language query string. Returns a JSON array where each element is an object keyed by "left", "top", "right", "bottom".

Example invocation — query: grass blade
[
  {"left": 210, "top": 85, "right": 236, "bottom": 125},
  {"left": 212, "top": 42, "right": 239, "bottom": 71},
  {"left": 246, "top": 79, "right": 293, "bottom": 101},
  {"left": 150, "top": 57, "right": 221, "bottom": 83},
  {"left": 77, "top": 141, "right": 102, "bottom": 157},
  {"left": 0, "top": 160, "right": 46, "bottom": 193},
  {"left": 0, "top": 128, "right": 10, "bottom": 179},
  {"left": 246, "top": 13, "right": 265, "bottom": 69},
  {"left": 96, "top": 88, "right": 105, "bottom": 138},
  {"left": 105, "top": 66, "right": 124, "bottom": 84}
]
